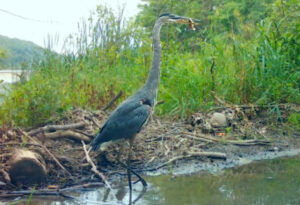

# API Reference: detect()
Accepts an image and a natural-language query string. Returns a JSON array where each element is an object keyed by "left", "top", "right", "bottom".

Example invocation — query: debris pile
[{"left": 0, "top": 104, "right": 299, "bottom": 195}]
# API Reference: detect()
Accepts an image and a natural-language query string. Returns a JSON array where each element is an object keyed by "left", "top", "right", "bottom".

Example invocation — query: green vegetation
[
  {"left": 0, "top": 0, "right": 299, "bottom": 126},
  {"left": 288, "top": 113, "right": 300, "bottom": 129},
  {"left": 0, "top": 35, "right": 44, "bottom": 69}
]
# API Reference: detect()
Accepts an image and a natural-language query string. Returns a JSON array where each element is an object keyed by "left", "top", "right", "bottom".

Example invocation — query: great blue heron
[{"left": 90, "top": 13, "right": 198, "bottom": 203}]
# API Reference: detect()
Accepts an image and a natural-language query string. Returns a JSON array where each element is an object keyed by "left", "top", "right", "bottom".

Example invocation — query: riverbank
[{"left": 0, "top": 104, "right": 299, "bottom": 194}]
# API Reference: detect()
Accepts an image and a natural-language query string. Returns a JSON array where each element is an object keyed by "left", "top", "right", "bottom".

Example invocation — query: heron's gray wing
[{"left": 90, "top": 103, "right": 150, "bottom": 151}]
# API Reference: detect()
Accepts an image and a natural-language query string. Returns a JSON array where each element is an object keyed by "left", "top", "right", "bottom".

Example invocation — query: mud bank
[{"left": 0, "top": 104, "right": 299, "bottom": 194}]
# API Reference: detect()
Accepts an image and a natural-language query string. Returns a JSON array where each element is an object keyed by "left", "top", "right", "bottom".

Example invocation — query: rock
[
  {"left": 202, "top": 121, "right": 212, "bottom": 133},
  {"left": 8, "top": 149, "right": 47, "bottom": 186},
  {"left": 224, "top": 109, "right": 235, "bottom": 121},
  {"left": 210, "top": 112, "right": 227, "bottom": 127}
]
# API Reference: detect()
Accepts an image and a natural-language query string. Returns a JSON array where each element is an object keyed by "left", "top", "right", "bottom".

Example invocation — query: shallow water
[{"left": 3, "top": 155, "right": 300, "bottom": 205}]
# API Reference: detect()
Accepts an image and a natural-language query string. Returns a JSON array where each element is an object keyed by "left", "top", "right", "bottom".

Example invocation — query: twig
[
  {"left": 0, "top": 169, "right": 11, "bottom": 183},
  {"left": 0, "top": 190, "right": 75, "bottom": 199},
  {"left": 72, "top": 129, "right": 94, "bottom": 138},
  {"left": 181, "top": 132, "right": 219, "bottom": 142},
  {"left": 187, "top": 151, "right": 227, "bottom": 159},
  {"left": 156, "top": 100, "right": 165, "bottom": 106},
  {"left": 81, "top": 141, "right": 116, "bottom": 200},
  {"left": 45, "top": 130, "right": 91, "bottom": 142},
  {"left": 222, "top": 139, "right": 271, "bottom": 146},
  {"left": 210, "top": 56, "right": 216, "bottom": 93},
  {"left": 0, "top": 142, "right": 43, "bottom": 147},
  {"left": 19, "top": 130, "right": 72, "bottom": 177},
  {"left": 182, "top": 134, "right": 214, "bottom": 143},
  {"left": 28, "top": 122, "right": 86, "bottom": 136},
  {"left": 181, "top": 132, "right": 271, "bottom": 146},
  {"left": 103, "top": 91, "right": 123, "bottom": 111},
  {"left": 154, "top": 151, "right": 226, "bottom": 170}
]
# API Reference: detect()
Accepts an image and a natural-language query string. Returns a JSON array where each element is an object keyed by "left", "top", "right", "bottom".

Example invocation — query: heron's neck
[{"left": 144, "top": 20, "right": 163, "bottom": 102}]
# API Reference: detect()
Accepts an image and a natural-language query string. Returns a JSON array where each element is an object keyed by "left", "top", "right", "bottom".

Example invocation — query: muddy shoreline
[{"left": 0, "top": 105, "right": 299, "bottom": 195}]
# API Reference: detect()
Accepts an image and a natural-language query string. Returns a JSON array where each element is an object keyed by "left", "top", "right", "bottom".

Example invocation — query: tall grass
[{"left": 0, "top": 3, "right": 299, "bottom": 126}]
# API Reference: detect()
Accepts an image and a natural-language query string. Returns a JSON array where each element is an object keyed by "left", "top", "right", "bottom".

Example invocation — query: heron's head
[{"left": 159, "top": 13, "right": 199, "bottom": 30}]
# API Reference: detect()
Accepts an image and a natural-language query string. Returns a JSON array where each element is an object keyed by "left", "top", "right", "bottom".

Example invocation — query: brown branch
[
  {"left": 156, "top": 100, "right": 165, "bottom": 106},
  {"left": 0, "top": 142, "right": 43, "bottom": 147},
  {"left": 81, "top": 141, "right": 116, "bottom": 200},
  {"left": 222, "top": 139, "right": 271, "bottom": 146},
  {"left": 103, "top": 91, "right": 123, "bottom": 111},
  {"left": 0, "top": 190, "right": 75, "bottom": 199},
  {"left": 187, "top": 151, "right": 227, "bottom": 159},
  {"left": 45, "top": 130, "right": 91, "bottom": 142},
  {"left": 181, "top": 132, "right": 271, "bottom": 146},
  {"left": 0, "top": 169, "right": 11, "bottom": 183},
  {"left": 19, "top": 130, "right": 72, "bottom": 177},
  {"left": 0, "top": 182, "right": 105, "bottom": 198},
  {"left": 28, "top": 122, "right": 86, "bottom": 136},
  {"left": 181, "top": 132, "right": 219, "bottom": 142},
  {"left": 154, "top": 151, "right": 226, "bottom": 170}
]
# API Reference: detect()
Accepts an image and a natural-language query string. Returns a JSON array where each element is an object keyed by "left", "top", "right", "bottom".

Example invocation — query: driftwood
[
  {"left": 45, "top": 130, "right": 91, "bottom": 142},
  {"left": 81, "top": 141, "right": 116, "bottom": 200},
  {"left": 182, "top": 132, "right": 219, "bottom": 142},
  {"left": 0, "top": 190, "right": 75, "bottom": 199},
  {"left": 0, "top": 169, "right": 11, "bottom": 184},
  {"left": 28, "top": 122, "right": 86, "bottom": 136},
  {"left": 223, "top": 139, "right": 271, "bottom": 146},
  {"left": 153, "top": 151, "right": 227, "bottom": 171},
  {"left": 182, "top": 132, "right": 271, "bottom": 146},
  {"left": 8, "top": 149, "right": 47, "bottom": 186}
]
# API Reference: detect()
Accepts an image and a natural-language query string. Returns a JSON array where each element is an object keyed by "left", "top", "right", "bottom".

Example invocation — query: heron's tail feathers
[{"left": 90, "top": 132, "right": 104, "bottom": 151}]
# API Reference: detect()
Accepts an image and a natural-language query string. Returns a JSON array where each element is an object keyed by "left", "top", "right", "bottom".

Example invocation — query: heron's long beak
[{"left": 170, "top": 15, "right": 200, "bottom": 30}]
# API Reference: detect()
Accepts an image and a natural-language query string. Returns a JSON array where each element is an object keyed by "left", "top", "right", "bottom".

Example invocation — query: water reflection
[{"left": 3, "top": 155, "right": 300, "bottom": 205}]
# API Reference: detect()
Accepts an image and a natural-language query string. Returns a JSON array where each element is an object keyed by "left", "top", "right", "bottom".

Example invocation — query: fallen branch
[
  {"left": 182, "top": 132, "right": 271, "bottom": 146},
  {"left": 45, "top": 130, "right": 91, "bottom": 142},
  {"left": 181, "top": 132, "right": 219, "bottom": 142},
  {"left": 0, "top": 169, "right": 11, "bottom": 183},
  {"left": 0, "top": 190, "right": 75, "bottom": 199},
  {"left": 0, "top": 142, "right": 43, "bottom": 147},
  {"left": 103, "top": 91, "right": 123, "bottom": 111},
  {"left": 187, "top": 151, "right": 227, "bottom": 159},
  {"left": 28, "top": 122, "right": 86, "bottom": 136},
  {"left": 222, "top": 139, "right": 271, "bottom": 146},
  {"left": 81, "top": 141, "right": 116, "bottom": 200},
  {"left": 154, "top": 151, "right": 226, "bottom": 170}
]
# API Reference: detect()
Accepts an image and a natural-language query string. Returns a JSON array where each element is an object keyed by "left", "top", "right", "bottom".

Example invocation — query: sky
[{"left": 0, "top": 0, "right": 142, "bottom": 52}]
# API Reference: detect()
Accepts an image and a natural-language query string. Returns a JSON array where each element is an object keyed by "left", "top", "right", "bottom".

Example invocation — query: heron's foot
[{"left": 117, "top": 159, "right": 147, "bottom": 187}]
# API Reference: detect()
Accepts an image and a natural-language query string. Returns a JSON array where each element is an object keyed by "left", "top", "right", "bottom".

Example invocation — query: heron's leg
[{"left": 127, "top": 141, "right": 133, "bottom": 204}]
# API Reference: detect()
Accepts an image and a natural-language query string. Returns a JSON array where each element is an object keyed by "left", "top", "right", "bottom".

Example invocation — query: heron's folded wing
[{"left": 90, "top": 103, "right": 150, "bottom": 150}]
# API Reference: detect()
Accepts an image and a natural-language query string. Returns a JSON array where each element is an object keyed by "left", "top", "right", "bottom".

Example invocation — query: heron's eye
[{"left": 140, "top": 98, "right": 151, "bottom": 106}]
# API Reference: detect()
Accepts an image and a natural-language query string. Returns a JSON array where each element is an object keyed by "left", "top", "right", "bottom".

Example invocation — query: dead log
[
  {"left": 8, "top": 149, "right": 47, "bottom": 186},
  {"left": 28, "top": 121, "right": 86, "bottom": 136},
  {"left": 45, "top": 130, "right": 91, "bottom": 142}
]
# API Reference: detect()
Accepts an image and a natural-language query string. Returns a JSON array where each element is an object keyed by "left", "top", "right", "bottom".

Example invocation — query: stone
[{"left": 210, "top": 112, "right": 227, "bottom": 127}]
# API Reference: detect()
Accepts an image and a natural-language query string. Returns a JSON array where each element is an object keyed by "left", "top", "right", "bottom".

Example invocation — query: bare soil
[{"left": 0, "top": 104, "right": 299, "bottom": 193}]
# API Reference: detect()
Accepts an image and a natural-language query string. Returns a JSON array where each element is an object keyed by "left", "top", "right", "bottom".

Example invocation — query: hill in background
[{"left": 0, "top": 35, "right": 44, "bottom": 69}]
